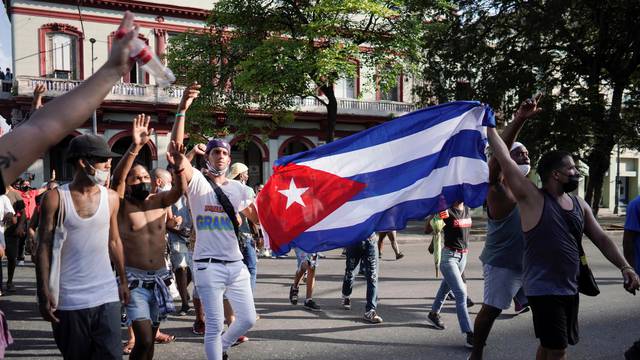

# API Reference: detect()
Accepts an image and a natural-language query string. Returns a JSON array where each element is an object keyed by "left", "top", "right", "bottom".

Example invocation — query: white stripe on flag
[
  {"left": 307, "top": 156, "right": 488, "bottom": 231},
  {"left": 298, "top": 107, "right": 486, "bottom": 178}
]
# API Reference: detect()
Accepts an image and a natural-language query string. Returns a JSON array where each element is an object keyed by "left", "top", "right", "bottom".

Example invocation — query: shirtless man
[{"left": 111, "top": 114, "right": 186, "bottom": 360}]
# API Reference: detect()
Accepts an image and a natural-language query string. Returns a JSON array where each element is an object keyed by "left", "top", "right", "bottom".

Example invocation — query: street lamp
[
  {"left": 89, "top": 38, "right": 97, "bottom": 134},
  {"left": 614, "top": 143, "right": 621, "bottom": 215}
]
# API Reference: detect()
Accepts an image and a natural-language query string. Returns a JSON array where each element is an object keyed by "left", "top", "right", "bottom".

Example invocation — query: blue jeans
[
  {"left": 342, "top": 235, "right": 378, "bottom": 312},
  {"left": 241, "top": 233, "right": 257, "bottom": 294},
  {"left": 431, "top": 248, "right": 472, "bottom": 333}
]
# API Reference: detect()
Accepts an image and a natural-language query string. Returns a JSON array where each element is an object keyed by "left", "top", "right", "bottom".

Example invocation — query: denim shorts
[
  {"left": 170, "top": 239, "right": 193, "bottom": 270},
  {"left": 126, "top": 285, "right": 160, "bottom": 326},
  {"left": 294, "top": 247, "right": 318, "bottom": 270},
  {"left": 482, "top": 264, "right": 523, "bottom": 310}
]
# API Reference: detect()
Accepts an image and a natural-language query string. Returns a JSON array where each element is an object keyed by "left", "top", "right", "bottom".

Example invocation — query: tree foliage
[
  {"left": 417, "top": 0, "right": 640, "bottom": 213},
  {"left": 168, "top": 0, "right": 451, "bottom": 143}
]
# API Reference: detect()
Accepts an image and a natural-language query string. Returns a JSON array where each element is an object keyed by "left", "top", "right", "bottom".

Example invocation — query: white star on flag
[{"left": 278, "top": 178, "right": 309, "bottom": 209}]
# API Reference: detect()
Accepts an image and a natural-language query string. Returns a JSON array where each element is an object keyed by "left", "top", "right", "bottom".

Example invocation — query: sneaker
[
  {"left": 378, "top": 252, "right": 382, "bottom": 259},
  {"left": 427, "top": 311, "right": 445, "bottom": 330},
  {"left": 342, "top": 297, "right": 351, "bottom": 310},
  {"left": 231, "top": 335, "right": 249, "bottom": 347},
  {"left": 289, "top": 285, "right": 299, "bottom": 305},
  {"left": 6, "top": 283, "right": 15, "bottom": 293},
  {"left": 17, "top": 260, "right": 24, "bottom": 266},
  {"left": 192, "top": 320, "right": 205, "bottom": 335},
  {"left": 178, "top": 304, "right": 190, "bottom": 316},
  {"left": 363, "top": 310, "right": 383, "bottom": 324},
  {"left": 465, "top": 332, "right": 474, "bottom": 349},
  {"left": 466, "top": 297, "right": 475, "bottom": 308},
  {"left": 304, "top": 299, "right": 321, "bottom": 311},
  {"left": 395, "top": 252, "right": 405, "bottom": 260}
]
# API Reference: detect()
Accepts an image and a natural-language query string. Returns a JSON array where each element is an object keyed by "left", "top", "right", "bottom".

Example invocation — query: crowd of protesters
[{"left": 0, "top": 11, "right": 637, "bottom": 360}]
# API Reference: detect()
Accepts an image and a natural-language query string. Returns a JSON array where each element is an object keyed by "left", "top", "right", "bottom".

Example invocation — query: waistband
[
  {"left": 194, "top": 258, "right": 241, "bottom": 264},
  {"left": 445, "top": 246, "right": 469, "bottom": 254}
]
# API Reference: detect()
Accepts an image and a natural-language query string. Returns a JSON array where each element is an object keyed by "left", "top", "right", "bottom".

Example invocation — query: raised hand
[
  {"left": 194, "top": 143, "right": 206, "bottom": 156},
  {"left": 33, "top": 84, "right": 46, "bottom": 97},
  {"left": 514, "top": 93, "right": 543, "bottom": 120},
  {"left": 106, "top": 11, "right": 138, "bottom": 77},
  {"left": 178, "top": 82, "right": 201, "bottom": 113},
  {"left": 166, "top": 140, "right": 186, "bottom": 168},
  {"left": 132, "top": 114, "right": 154, "bottom": 147}
]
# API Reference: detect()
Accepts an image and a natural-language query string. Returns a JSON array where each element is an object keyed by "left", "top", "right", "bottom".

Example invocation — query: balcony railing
[
  {"left": 14, "top": 76, "right": 185, "bottom": 105},
  {"left": 10, "top": 76, "right": 415, "bottom": 115}
]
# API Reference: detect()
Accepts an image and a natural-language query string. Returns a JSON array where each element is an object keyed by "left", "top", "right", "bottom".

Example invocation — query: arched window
[
  {"left": 278, "top": 136, "right": 315, "bottom": 157},
  {"left": 39, "top": 24, "right": 84, "bottom": 80},
  {"left": 230, "top": 136, "right": 268, "bottom": 188}
]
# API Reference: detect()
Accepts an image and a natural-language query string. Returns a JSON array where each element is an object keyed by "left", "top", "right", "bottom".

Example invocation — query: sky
[{"left": 0, "top": 3, "right": 11, "bottom": 71}]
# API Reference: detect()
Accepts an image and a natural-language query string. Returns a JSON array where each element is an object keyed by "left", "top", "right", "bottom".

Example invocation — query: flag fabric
[{"left": 256, "top": 101, "right": 495, "bottom": 255}]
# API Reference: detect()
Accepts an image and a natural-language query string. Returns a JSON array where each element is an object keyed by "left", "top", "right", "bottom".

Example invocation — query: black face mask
[
  {"left": 130, "top": 182, "right": 151, "bottom": 201},
  {"left": 563, "top": 175, "right": 580, "bottom": 193}
]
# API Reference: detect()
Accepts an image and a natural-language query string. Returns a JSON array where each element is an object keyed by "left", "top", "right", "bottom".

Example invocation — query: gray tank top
[
  {"left": 523, "top": 191, "right": 584, "bottom": 296},
  {"left": 480, "top": 206, "right": 524, "bottom": 271}
]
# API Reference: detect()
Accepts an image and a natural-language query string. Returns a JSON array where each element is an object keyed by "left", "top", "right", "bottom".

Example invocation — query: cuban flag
[{"left": 256, "top": 101, "right": 495, "bottom": 255}]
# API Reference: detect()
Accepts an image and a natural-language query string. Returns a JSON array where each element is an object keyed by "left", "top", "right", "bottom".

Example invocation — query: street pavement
[{"left": 3, "top": 218, "right": 639, "bottom": 359}]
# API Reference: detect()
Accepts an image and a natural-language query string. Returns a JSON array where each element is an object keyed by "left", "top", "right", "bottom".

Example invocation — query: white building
[{"left": 0, "top": 0, "right": 417, "bottom": 188}]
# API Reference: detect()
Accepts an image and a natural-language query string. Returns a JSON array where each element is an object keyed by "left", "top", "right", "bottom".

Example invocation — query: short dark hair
[{"left": 536, "top": 150, "right": 573, "bottom": 183}]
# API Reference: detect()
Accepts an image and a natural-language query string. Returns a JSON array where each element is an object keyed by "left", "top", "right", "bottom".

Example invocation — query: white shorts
[{"left": 482, "top": 264, "right": 523, "bottom": 310}]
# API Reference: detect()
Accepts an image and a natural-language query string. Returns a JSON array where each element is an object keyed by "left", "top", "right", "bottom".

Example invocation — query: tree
[
  {"left": 416, "top": 0, "right": 640, "bottom": 214},
  {"left": 168, "top": 0, "right": 451, "bottom": 143}
]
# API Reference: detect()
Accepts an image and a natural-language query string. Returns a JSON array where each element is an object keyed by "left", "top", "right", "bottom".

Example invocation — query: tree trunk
[
  {"left": 584, "top": 81, "right": 626, "bottom": 215},
  {"left": 321, "top": 85, "right": 337, "bottom": 143}
]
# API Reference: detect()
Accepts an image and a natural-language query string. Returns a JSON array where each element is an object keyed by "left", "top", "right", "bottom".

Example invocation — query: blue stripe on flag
[
  {"left": 276, "top": 101, "right": 484, "bottom": 167},
  {"left": 279, "top": 183, "right": 488, "bottom": 255},
  {"left": 348, "top": 130, "right": 486, "bottom": 200}
]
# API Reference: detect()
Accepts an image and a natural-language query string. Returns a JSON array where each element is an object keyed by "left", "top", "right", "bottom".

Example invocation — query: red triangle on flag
[{"left": 256, "top": 163, "right": 366, "bottom": 253}]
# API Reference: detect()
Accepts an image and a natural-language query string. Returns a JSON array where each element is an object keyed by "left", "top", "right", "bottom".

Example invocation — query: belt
[
  {"left": 194, "top": 258, "right": 240, "bottom": 264},
  {"left": 445, "top": 246, "right": 469, "bottom": 254}
]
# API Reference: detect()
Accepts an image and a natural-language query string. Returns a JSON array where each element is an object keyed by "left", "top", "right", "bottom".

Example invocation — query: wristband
[
  {"left": 621, "top": 265, "right": 634, "bottom": 273},
  {"left": 175, "top": 113, "right": 186, "bottom": 117}
]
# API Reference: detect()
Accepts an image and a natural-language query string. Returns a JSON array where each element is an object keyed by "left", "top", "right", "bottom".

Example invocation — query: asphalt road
[{"left": 3, "top": 225, "right": 638, "bottom": 359}]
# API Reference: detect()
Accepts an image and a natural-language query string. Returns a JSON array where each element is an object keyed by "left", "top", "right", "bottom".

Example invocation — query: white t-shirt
[
  {"left": 187, "top": 170, "right": 252, "bottom": 261},
  {"left": 0, "top": 195, "right": 14, "bottom": 248}
]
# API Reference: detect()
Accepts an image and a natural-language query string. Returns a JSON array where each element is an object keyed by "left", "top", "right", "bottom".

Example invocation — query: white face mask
[
  {"left": 518, "top": 164, "right": 531, "bottom": 176},
  {"left": 206, "top": 160, "right": 228, "bottom": 177},
  {"left": 85, "top": 163, "right": 110, "bottom": 186},
  {"left": 158, "top": 183, "right": 172, "bottom": 192}
]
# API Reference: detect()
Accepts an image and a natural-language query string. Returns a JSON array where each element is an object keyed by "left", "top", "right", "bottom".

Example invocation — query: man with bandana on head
[
  {"left": 487, "top": 112, "right": 640, "bottom": 360},
  {"left": 110, "top": 113, "right": 189, "bottom": 360},
  {"left": 470, "top": 97, "right": 542, "bottom": 360},
  {"left": 169, "top": 82, "right": 260, "bottom": 360}
]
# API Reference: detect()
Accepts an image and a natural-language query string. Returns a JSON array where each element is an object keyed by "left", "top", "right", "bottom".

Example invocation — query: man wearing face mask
[
  {"left": 35, "top": 134, "right": 129, "bottom": 358},
  {"left": 470, "top": 97, "right": 541, "bottom": 360},
  {"left": 169, "top": 82, "right": 260, "bottom": 360},
  {"left": 487, "top": 126, "right": 640, "bottom": 360},
  {"left": 111, "top": 114, "right": 186, "bottom": 360}
]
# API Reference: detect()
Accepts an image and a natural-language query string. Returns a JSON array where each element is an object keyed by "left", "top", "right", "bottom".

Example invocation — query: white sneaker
[
  {"left": 364, "top": 310, "right": 383, "bottom": 324},
  {"left": 17, "top": 260, "right": 24, "bottom": 266}
]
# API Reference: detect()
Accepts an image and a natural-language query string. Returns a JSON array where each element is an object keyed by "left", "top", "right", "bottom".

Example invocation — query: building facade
[{"left": 0, "top": 0, "right": 417, "bottom": 188}]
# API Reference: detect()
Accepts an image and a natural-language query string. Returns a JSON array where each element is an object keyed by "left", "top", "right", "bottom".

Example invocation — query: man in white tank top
[{"left": 35, "top": 134, "right": 128, "bottom": 359}]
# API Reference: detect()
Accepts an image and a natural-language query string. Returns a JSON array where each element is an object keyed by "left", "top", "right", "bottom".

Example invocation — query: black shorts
[
  {"left": 4, "top": 236, "right": 19, "bottom": 261},
  {"left": 528, "top": 294, "right": 579, "bottom": 349}
]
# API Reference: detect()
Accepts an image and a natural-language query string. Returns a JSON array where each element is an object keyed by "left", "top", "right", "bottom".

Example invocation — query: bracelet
[
  {"left": 175, "top": 112, "right": 186, "bottom": 117},
  {"left": 621, "top": 265, "right": 634, "bottom": 273}
]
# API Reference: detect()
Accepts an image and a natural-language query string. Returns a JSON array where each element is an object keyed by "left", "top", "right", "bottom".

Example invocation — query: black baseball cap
[{"left": 66, "top": 134, "right": 121, "bottom": 161}]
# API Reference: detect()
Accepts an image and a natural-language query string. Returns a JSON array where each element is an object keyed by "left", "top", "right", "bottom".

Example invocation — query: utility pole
[
  {"left": 614, "top": 143, "right": 621, "bottom": 215},
  {"left": 90, "top": 38, "right": 97, "bottom": 135}
]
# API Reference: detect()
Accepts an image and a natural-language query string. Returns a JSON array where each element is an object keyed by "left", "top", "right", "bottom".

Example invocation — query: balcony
[
  {"left": 13, "top": 76, "right": 185, "bottom": 105},
  {"left": 9, "top": 76, "right": 416, "bottom": 116}
]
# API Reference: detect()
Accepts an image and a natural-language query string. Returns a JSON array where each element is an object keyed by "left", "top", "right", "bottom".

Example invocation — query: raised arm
[
  {"left": 111, "top": 114, "right": 154, "bottom": 198},
  {"left": 186, "top": 143, "right": 206, "bottom": 163},
  {"left": 0, "top": 12, "right": 138, "bottom": 188},
  {"left": 34, "top": 189, "right": 60, "bottom": 323},
  {"left": 170, "top": 82, "right": 200, "bottom": 183},
  {"left": 487, "top": 127, "right": 538, "bottom": 201},
  {"left": 107, "top": 189, "right": 129, "bottom": 305},
  {"left": 158, "top": 141, "right": 188, "bottom": 207},
  {"left": 31, "top": 84, "right": 46, "bottom": 112},
  {"left": 488, "top": 95, "right": 542, "bottom": 184}
]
